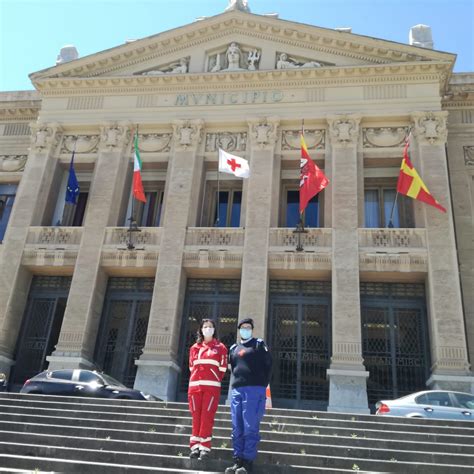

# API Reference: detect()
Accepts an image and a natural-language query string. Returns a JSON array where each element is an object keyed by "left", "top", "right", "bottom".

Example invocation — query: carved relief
[
  {"left": 464, "top": 146, "right": 474, "bottom": 166},
  {"left": 172, "top": 119, "right": 204, "bottom": 150},
  {"left": 141, "top": 57, "right": 189, "bottom": 75},
  {"left": 327, "top": 115, "right": 360, "bottom": 146},
  {"left": 205, "top": 132, "right": 247, "bottom": 152},
  {"left": 99, "top": 122, "right": 131, "bottom": 151},
  {"left": 61, "top": 135, "right": 100, "bottom": 154},
  {"left": 362, "top": 127, "right": 408, "bottom": 148},
  {"left": 208, "top": 42, "right": 261, "bottom": 72},
  {"left": 276, "top": 52, "right": 330, "bottom": 69},
  {"left": 411, "top": 111, "right": 448, "bottom": 145},
  {"left": 248, "top": 117, "right": 279, "bottom": 149},
  {"left": 30, "top": 122, "right": 62, "bottom": 152},
  {"left": 0, "top": 155, "right": 27, "bottom": 172},
  {"left": 137, "top": 133, "right": 172, "bottom": 153},
  {"left": 282, "top": 130, "right": 325, "bottom": 151}
]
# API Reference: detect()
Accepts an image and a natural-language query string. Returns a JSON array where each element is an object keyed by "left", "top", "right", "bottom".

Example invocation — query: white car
[{"left": 376, "top": 390, "right": 474, "bottom": 421}]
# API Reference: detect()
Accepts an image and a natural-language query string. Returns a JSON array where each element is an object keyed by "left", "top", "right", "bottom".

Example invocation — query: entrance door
[
  {"left": 177, "top": 279, "right": 240, "bottom": 401},
  {"left": 94, "top": 278, "right": 153, "bottom": 388},
  {"left": 361, "top": 282, "right": 430, "bottom": 404},
  {"left": 12, "top": 276, "right": 71, "bottom": 386},
  {"left": 269, "top": 281, "right": 331, "bottom": 410}
]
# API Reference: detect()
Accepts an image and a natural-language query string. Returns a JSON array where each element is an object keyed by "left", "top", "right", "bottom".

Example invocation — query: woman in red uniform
[{"left": 188, "top": 319, "right": 228, "bottom": 460}]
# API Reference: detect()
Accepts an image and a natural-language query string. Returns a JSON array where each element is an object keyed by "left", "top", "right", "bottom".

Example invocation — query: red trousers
[{"left": 188, "top": 388, "right": 220, "bottom": 451}]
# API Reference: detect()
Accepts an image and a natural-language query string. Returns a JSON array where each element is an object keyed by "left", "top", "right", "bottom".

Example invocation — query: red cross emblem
[{"left": 227, "top": 158, "right": 241, "bottom": 172}]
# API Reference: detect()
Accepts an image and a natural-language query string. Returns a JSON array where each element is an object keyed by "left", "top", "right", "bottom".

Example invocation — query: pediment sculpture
[
  {"left": 276, "top": 53, "right": 325, "bottom": 69},
  {"left": 141, "top": 57, "right": 189, "bottom": 75},
  {"left": 208, "top": 42, "right": 261, "bottom": 72}
]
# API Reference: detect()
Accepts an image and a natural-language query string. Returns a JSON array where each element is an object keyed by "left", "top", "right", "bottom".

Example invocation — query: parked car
[
  {"left": 376, "top": 390, "right": 474, "bottom": 421},
  {"left": 21, "top": 369, "right": 159, "bottom": 401}
]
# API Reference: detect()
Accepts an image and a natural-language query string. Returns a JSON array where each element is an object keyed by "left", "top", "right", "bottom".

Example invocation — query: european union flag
[{"left": 65, "top": 151, "right": 80, "bottom": 204}]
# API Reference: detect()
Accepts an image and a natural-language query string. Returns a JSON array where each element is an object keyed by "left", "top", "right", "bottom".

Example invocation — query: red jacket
[{"left": 188, "top": 339, "right": 228, "bottom": 392}]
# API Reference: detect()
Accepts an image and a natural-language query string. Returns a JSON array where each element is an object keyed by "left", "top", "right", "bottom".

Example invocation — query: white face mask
[
  {"left": 239, "top": 328, "right": 252, "bottom": 340},
  {"left": 202, "top": 327, "right": 215, "bottom": 338}
]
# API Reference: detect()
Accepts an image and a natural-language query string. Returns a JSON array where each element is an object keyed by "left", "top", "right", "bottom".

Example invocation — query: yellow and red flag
[
  {"left": 396, "top": 136, "right": 446, "bottom": 213},
  {"left": 299, "top": 134, "right": 329, "bottom": 214}
]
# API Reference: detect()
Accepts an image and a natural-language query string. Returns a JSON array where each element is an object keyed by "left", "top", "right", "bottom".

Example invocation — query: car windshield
[
  {"left": 454, "top": 393, "right": 474, "bottom": 409},
  {"left": 100, "top": 373, "right": 127, "bottom": 388}
]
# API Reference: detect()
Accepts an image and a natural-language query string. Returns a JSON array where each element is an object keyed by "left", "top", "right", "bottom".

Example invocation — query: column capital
[
  {"left": 411, "top": 111, "right": 448, "bottom": 146},
  {"left": 99, "top": 121, "right": 132, "bottom": 152},
  {"left": 172, "top": 119, "right": 204, "bottom": 151},
  {"left": 29, "top": 121, "right": 63, "bottom": 153},
  {"left": 326, "top": 114, "right": 361, "bottom": 147},
  {"left": 247, "top": 116, "right": 280, "bottom": 150}
]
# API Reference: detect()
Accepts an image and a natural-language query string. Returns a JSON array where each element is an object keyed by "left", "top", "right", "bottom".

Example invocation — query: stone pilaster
[
  {"left": 134, "top": 119, "right": 204, "bottom": 400},
  {"left": 237, "top": 117, "right": 279, "bottom": 338},
  {"left": 47, "top": 122, "right": 132, "bottom": 370},
  {"left": 0, "top": 122, "right": 62, "bottom": 377},
  {"left": 410, "top": 111, "right": 473, "bottom": 392},
  {"left": 326, "top": 115, "right": 369, "bottom": 413}
]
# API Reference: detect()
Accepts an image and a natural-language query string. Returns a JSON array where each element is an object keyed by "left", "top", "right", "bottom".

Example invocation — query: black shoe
[
  {"left": 199, "top": 450, "right": 210, "bottom": 461},
  {"left": 189, "top": 449, "right": 200, "bottom": 459},
  {"left": 224, "top": 458, "right": 243, "bottom": 474},
  {"left": 236, "top": 460, "right": 253, "bottom": 474}
]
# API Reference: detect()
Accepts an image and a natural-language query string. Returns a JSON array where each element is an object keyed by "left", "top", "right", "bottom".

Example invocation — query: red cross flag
[{"left": 218, "top": 149, "right": 250, "bottom": 178}]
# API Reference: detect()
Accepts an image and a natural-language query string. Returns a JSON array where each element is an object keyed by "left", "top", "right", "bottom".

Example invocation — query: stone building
[{"left": 0, "top": 4, "right": 473, "bottom": 412}]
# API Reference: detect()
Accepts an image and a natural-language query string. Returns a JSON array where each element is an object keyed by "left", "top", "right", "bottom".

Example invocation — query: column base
[
  {"left": 327, "top": 368, "right": 370, "bottom": 414},
  {"left": 46, "top": 354, "right": 96, "bottom": 371},
  {"left": 134, "top": 358, "right": 181, "bottom": 401},
  {"left": 427, "top": 374, "right": 474, "bottom": 393},
  {"left": 0, "top": 354, "right": 15, "bottom": 380}
]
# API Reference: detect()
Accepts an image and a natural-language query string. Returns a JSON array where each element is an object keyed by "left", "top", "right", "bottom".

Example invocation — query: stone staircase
[{"left": 0, "top": 393, "right": 473, "bottom": 473}]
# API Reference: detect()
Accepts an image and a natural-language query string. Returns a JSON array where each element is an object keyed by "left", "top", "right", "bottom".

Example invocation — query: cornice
[
  {"left": 0, "top": 106, "right": 41, "bottom": 121},
  {"left": 30, "top": 12, "right": 454, "bottom": 83},
  {"left": 34, "top": 62, "right": 451, "bottom": 97}
]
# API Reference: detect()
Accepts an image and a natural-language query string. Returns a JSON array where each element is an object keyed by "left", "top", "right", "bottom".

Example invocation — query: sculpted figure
[
  {"left": 276, "top": 53, "right": 321, "bottom": 69},
  {"left": 144, "top": 57, "right": 188, "bottom": 75},
  {"left": 225, "top": 0, "right": 251, "bottom": 13},
  {"left": 247, "top": 50, "right": 260, "bottom": 70},
  {"left": 225, "top": 42, "right": 243, "bottom": 71}
]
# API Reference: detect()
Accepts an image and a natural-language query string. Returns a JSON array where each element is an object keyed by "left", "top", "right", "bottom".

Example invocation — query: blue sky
[{"left": 0, "top": 0, "right": 473, "bottom": 91}]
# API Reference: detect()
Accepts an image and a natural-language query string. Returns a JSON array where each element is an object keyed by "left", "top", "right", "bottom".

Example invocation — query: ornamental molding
[
  {"left": 327, "top": 114, "right": 361, "bottom": 146},
  {"left": 61, "top": 135, "right": 100, "bottom": 154},
  {"left": 411, "top": 111, "right": 448, "bottom": 145},
  {"left": 34, "top": 63, "right": 451, "bottom": 96},
  {"left": 0, "top": 155, "right": 28, "bottom": 172},
  {"left": 205, "top": 131, "right": 247, "bottom": 152},
  {"left": 137, "top": 133, "right": 172, "bottom": 153},
  {"left": 172, "top": 119, "right": 204, "bottom": 150},
  {"left": 247, "top": 117, "right": 279, "bottom": 149},
  {"left": 463, "top": 146, "right": 474, "bottom": 166},
  {"left": 29, "top": 122, "right": 62, "bottom": 152},
  {"left": 99, "top": 122, "right": 132, "bottom": 151},
  {"left": 362, "top": 127, "right": 408, "bottom": 148},
  {"left": 281, "top": 129, "right": 325, "bottom": 151}
]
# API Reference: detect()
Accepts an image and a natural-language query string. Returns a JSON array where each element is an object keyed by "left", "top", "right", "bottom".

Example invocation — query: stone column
[
  {"left": 0, "top": 122, "right": 62, "bottom": 378},
  {"left": 410, "top": 111, "right": 473, "bottom": 392},
  {"left": 134, "top": 119, "right": 204, "bottom": 401},
  {"left": 326, "top": 115, "right": 369, "bottom": 414},
  {"left": 238, "top": 117, "right": 280, "bottom": 338},
  {"left": 47, "top": 122, "right": 132, "bottom": 370}
]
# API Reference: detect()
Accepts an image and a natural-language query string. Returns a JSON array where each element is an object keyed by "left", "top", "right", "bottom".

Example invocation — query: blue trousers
[{"left": 230, "top": 385, "right": 266, "bottom": 461}]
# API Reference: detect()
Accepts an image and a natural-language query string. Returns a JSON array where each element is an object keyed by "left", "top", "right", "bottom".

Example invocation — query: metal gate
[
  {"left": 177, "top": 279, "right": 240, "bottom": 401},
  {"left": 269, "top": 280, "right": 331, "bottom": 410},
  {"left": 361, "top": 282, "right": 430, "bottom": 404},
  {"left": 12, "top": 276, "right": 71, "bottom": 385},
  {"left": 94, "top": 278, "right": 153, "bottom": 388}
]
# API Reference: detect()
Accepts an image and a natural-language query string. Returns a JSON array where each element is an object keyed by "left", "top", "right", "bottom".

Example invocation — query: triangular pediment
[{"left": 30, "top": 10, "right": 455, "bottom": 84}]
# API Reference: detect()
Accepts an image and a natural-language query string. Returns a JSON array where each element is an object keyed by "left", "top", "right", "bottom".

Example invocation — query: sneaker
[
  {"left": 189, "top": 449, "right": 200, "bottom": 459},
  {"left": 199, "top": 450, "right": 210, "bottom": 461},
  {"left": 224, "top": 458, "right": 243, "bottom": 474}
]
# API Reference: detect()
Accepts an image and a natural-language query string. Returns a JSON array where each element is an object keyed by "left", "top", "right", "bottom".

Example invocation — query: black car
[{"left": 21, "top": 369, "right": 158, "bottom": 401}]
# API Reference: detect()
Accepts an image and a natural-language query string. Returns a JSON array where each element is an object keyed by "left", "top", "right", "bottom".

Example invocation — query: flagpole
[
  {"left": 215, "top": 151, "right": 220, "bottom": 226},
  {"left": 127, "top": 125, "right": 140, "bottom": 250},
  {"left": 294, "top": 119, "right": 307, "bottom": 251}
]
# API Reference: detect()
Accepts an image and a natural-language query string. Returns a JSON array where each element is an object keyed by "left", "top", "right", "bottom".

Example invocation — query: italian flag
[{"left": 133, "top": 132, "right": 146, "bottom": 203}]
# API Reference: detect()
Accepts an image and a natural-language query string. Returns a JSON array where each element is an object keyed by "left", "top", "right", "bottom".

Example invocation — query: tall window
[
  {"left": 281, "top": 184, "right": 322, "bottom": 227},
  {"left": 125, "top": 184, "right": 165, "bottom": 227},
  {"left": 364, "top": 180, "right": 414, "bottom": 228},
  {"left": 201, "top": 181, "right": 242, "bottom": 227},
  {"left": 0, "top": 184, "right": 17, "bottom": 242},
  {"left": 61, "top": 191, "right": 89, "bottom": 227}
]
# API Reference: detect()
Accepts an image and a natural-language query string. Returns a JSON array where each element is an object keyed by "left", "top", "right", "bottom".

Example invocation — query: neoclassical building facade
[{"left": 0, "top": 7, "right": 473, "bottom": 412}]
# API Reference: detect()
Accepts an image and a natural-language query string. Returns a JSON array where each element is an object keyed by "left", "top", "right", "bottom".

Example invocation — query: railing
[
  {"left": 26, "top": 227, "right": 83, "bottom": 247},
  {"left": 185, "top": 228, "right": 245, "bottom": 247},
  {"left": 358, "top": 228, "right": 427, "bottom": 249},
  {"left": 103, "top": 227, "right": 162, "bottom": 247},
  {"left": 269, "top": 228, "right": 332, "bottom": 249}
]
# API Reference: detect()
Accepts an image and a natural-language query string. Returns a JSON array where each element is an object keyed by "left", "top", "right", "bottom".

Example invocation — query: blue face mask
[{"left": 239, "top": 328, "right": 252, "bottom": 340}]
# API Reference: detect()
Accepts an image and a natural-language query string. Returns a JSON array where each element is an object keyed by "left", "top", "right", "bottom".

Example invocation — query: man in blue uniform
[{"left": 225, "top": 318, "right": 272, "bottom": 474}]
